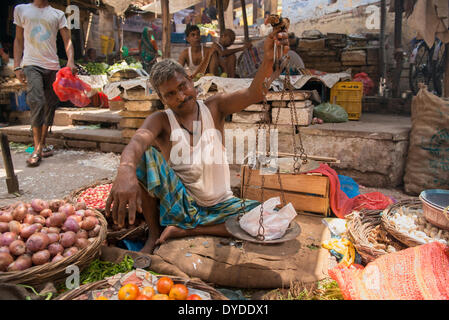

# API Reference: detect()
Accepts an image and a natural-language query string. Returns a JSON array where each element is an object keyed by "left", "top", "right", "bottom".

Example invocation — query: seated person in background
[
  {"left": 211, "top": 29, "right": 251, "bottom": 78},
  {"left": 178, "top": 25, "right": 216, "bottom": 78},
  {"left": 286, "top": 32, "right": 305, "bottom": 75},
  {"left": 83, "top": 48, "right": 97, "bottom": 63},
  {"left": 0, "top": 42, "right": 10, "bottom": 127},
  {"left": 259, "top": 11, "right": 273, "bottom": 37}
]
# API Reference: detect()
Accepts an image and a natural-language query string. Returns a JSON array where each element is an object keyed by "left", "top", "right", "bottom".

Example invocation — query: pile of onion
[{"left": 0, "top": 199, "right": 101, "bottom": 272}]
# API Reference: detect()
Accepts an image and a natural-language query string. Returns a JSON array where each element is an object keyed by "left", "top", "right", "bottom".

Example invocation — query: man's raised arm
[{"left": 212, "top": 28, "right": 289, "bottom": 117}]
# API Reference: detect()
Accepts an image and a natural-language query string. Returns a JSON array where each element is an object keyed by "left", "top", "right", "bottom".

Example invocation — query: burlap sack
[
  {"left": 403, "top": 86, "right": 449, "bottom": 195},
  {"left": 151, "top": 214, "right": 334, "bottom": 289}
]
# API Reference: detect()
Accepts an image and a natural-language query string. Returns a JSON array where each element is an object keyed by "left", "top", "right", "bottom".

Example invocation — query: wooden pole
[
  {"left": 253, "top": 0, "right": 258, "bottom": 25},
  {"left": 0, "top": 133, "right": 19, "bottom": 194},
  {"left": 161, "top": 0, "right": 171, "bottom": 58},
  {"left": 392, "top": 0, "right": 404, "bottom": 98},
  {"left": 241, "top": 0, "right": 249, "bottom": 42},
  {"left": 379, "top": 0, "right": 387, "bottom": 96},
  {"left": 217, "top": 0, "right": 226, "bottom": 35}
]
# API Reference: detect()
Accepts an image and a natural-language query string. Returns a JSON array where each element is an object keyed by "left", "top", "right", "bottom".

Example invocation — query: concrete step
[
  {"left": 54, "top": 108, "right": 122, "bottom": 127},
  {"left": 0, "top": 125, "right": 126, "bottom": 153}
]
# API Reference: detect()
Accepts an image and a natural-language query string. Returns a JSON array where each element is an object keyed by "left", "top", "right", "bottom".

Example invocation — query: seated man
[
  {"left": 177, "top": 24, "right": 215, "bottom": 77},
  {"left": 83, "top": 48, "right": 97, "bottom": 63},
  {"left": 212, "top": 29, "right": 251, "bottom": 78},
  {"left": 106, "top": 28, "right": 290, "bottom": 253}
]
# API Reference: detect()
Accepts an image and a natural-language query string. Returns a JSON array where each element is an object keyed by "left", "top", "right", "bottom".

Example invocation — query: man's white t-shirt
[{"left": 13, "top": 3, "right": 67, "bottom": 70}]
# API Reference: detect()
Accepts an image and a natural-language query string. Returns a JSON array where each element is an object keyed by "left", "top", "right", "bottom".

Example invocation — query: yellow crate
[{"left": 330, "top": 81, "right": 363, "bottom": 120}]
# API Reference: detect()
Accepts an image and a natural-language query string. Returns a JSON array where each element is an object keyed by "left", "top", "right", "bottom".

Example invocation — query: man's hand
[
  {"left": 66, "top": 61, "right": 77, "bottom": 75},
  {"left": 15, "top": 69, "right": 26, "bottom": 83},
  {"left": 105, "top": 166, "right": 143, "bottom": 228},
  {"left": 263, "top": 27, "right": 290, "bottom": 63}
]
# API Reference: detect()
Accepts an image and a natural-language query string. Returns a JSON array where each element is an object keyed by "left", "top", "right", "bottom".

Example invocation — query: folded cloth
[
  {"left": 136, "top": 147, "right": 260, "bottom": 229},
  {"left": 308, "top": 164, "right": 393, "bottom": 218}
]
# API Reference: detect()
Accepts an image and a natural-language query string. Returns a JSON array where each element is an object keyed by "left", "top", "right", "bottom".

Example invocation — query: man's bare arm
[
  {"left": 105, "top": 112, "right": 165, "bottom": 227},
  {"left": 59, "top": 27, "right": 75, "bottom": 70},
  {"left": 212, "top": 29, "right": 289, "bottom": 117},
  {"left": 178, "top": 49, "right": 188, "bottom": 67},
  {"left": 13, "top": 26, "right": 26, "bottom": 83}
]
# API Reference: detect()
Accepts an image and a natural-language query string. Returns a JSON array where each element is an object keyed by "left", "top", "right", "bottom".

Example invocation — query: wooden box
[{"left": 240, "top": 165, "right": 330, "bottom": 216}]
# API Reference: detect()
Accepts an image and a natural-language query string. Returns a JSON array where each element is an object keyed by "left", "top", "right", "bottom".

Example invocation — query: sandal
[
  {"left": 26, "top": 153, "right": 42, "bottom": 167},
  {"left": 42, "top": 145, "right": 54, "bottom": 158}
]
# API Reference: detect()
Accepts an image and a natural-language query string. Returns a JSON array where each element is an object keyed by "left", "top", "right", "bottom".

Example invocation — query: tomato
[
  {"left": 169, "top": 284, "right": 189, "bottom": 300},
  {"left": 118, "top": 283, "right": 140, "bottom": 300},
  {"left": 152, "top": 294, "right": 169, "bottom": 300},
  {"left": 141, "top": 286, "right": 156, "bottom": 299},
  {"left": 187, "top": 294, "right": 202, "bottom": 300},
  {"left": 136, "top": 294, "right": 152, "bottom": 300},
  {"left": 156, "top": 277, "right": 174, "bottom": 294}
]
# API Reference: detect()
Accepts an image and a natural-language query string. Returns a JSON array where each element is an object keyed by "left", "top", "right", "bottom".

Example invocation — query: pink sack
[
  {"left": 53, "top": 67, "right": 91, "bottom": 107},
  {"left": 353, "top": 72, "right": 374, "bottom": 96}
]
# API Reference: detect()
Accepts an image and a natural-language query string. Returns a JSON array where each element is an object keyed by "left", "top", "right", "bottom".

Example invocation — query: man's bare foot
[
  {"left": 140, "top": 231, "right": 161, "bottom": 254},
  {"left": 155, "top": 226, "right": 188, "bottom": 245}
]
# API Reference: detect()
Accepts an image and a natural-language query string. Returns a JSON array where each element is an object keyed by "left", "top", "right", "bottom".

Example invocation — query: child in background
[{"left": 212, "top": 29, "right": 251, "bottom": 78}]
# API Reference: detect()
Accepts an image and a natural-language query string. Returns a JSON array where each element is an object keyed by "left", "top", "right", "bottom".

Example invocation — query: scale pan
[{"left": 225, "top": 216, "right": 301, "bottom": 244}]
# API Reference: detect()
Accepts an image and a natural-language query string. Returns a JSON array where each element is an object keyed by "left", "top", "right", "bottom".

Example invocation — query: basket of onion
[
  {"left": 67, "top": 179, "right": 147, "bottom": 243},
  {"left": 0, "top": 199, "right": 107, "bottom": 286}
]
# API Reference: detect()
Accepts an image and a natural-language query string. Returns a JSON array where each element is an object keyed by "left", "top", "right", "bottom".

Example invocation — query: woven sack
[
  {"left": 329, "top": 242, "right": 449, "bottom": 300},
  {"left": 403, "top": 85, "right": 449, "bottom": 195}
]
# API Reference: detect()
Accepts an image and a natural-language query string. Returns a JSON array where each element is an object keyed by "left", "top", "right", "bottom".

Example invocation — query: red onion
[
  {"left": 63, "top": 246, "right": 79, "bottom": 257},
  {"left": 51, "top": 254, "right": 64, "bottom": 263},
  {"left": 33, "top": 215, "right": 46, "bottom": 225},
  {"left": 32, "top": 250, "right": 50, "bottom": 265},
  {"left": 0, "top": 222, "right": 9, "bottom": 233},
  {"left": 48, "top": 243, "right": 64, "bottom": 257},
  {"left": 0, "top": 212, "right": 13, "bottom": 223},
  {"left": 0, "top": 246, "right": 10, "bottom": 254},
  {"left": 60, "top": 231, "right": 76, "bottom": 248},
  {"left": 59, "top": 204, "right": 75, "bottom": 216},
  {"left": 62, "top": 218, "right": 80, "bottom": 233},
  {"left": 31, "top": 199, "right": 48, "bottom": 213},
  {"left": 8, "top": 221, "right": 22, "bottom": 234},
  {"left": 0, "top": 252, "right": 14, "bottom": 271},
  {"left": 88, "top": 224, "right": 101, "bottom": 238},
  {"left": 77, "top": 229, "right": 88, "bottom": 239},
  {"left": 75, "top": 201, "right": 87, "bottom": 211},
  {"left": 47, "top": 233, "right": 60, "bottom": 244},
  {"left": 0, "top": 232, "right": 18, "bottom": 247},
  {"left": 7, "top": 254, "right": 32, "bottom": 271},
  {"left": 25, "top": 233, "right": 49, "bottom": 253},
  {"left": 9, "top": 239, "right": 26, "bottom": 256},
  {"left": 39, "top": 209, "right": 53, "bottom": 218}
]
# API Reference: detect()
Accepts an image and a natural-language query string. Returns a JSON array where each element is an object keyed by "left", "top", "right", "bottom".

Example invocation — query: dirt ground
[{"left": 0, "top": 144, "right": 120, "bottom": 206}]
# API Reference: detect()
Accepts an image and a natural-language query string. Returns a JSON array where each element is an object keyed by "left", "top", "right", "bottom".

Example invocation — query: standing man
[{"left": 13, "top": 0, "right": 75, "bottom": 167}]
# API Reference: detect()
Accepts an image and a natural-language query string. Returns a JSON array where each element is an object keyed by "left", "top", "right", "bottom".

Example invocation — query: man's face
[
  {"left": 186, "top": 29, "right": 201, "bottom": 46},
  {"left": 158, "top": 72, "right": 197, "bottom": 112}
]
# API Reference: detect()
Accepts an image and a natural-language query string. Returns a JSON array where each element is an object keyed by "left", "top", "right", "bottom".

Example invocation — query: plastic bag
[
  {"left": 353, "top": 72, "right": 374, "bottom": 96},
  {"left": 239, "top": 197, "right": 297, "bottom": 241},
  {"left": 52, "top": 67, "right": 91, "bottom": 107},
  {"left": 313, "top": 102, "right": 348, "bottom": 123}
]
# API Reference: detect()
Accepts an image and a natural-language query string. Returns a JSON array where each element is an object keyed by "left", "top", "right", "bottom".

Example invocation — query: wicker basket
[
  {"left": 67, "top": 179, "right": 148, "bottom": 242},
  {"left": 346, "top": 209, "right": 407, "bottom": 264},
  {"left": 0, "top": 209, "right": 107, "bottom": 286},
  {"left": 381, "top": 199, "right": 426, "bottom": 247},
  {"left": 56, "top": 274, "right": 229, "bottom": 300}
]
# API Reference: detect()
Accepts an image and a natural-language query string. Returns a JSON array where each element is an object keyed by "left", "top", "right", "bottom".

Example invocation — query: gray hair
[{"left": 149, "top": 59, "right": 188, "bottom": 96}]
